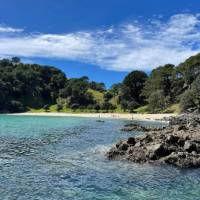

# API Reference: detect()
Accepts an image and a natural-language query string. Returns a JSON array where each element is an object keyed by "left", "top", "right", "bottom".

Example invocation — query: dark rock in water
[
  {"left": 121, "top": 123, "right": 164, "bottom": 132},
  {"left": 163, "top": 152, "right": 200, "bottom": 168},
  {"left": 107, "top": 114, "right": 200, "bottom": 168},
  {"left": 96, "top": 120, "right": 105, "bottom": 123}
]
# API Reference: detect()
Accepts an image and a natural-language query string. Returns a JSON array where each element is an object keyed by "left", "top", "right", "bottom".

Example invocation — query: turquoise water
[{"left": 0, "top": 115, "right": 200, "bottom": 200}]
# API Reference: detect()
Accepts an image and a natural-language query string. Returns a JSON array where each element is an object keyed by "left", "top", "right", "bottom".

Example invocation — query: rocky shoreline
[{"left": 107, "top": 115, "right": 200, "bottom": 168}]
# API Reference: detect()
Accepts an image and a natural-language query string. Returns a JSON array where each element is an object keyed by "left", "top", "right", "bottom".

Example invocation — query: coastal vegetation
[{"left": 1, "top": 53, "right": 200, "bottom": 114}]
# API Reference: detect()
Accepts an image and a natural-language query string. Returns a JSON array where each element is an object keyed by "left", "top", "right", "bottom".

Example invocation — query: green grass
[
  {"left": 28, "top": 89, "right": 179, "bottom": 114},
  {"left": 88, "top": 89, "right": 104, "bottom": 104},
  {"left": 29, "top": 105, "right": 103, "bottom": 114},
  {"left": 134, "top": 105, "right": 149, "bottom": 114},
  {"left": 29, "top": 103, "right": 179, "bottom": 114},
  {"left": 163, "top": 103, "right": 181, "bottom": 114}
]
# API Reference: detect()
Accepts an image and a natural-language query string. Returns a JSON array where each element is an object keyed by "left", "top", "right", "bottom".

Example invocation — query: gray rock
[{"left": 106, "top": 114, "right": 200, "bottom": 168}]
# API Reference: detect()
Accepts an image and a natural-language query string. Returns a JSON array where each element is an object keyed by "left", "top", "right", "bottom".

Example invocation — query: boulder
[
  {"left": 184, "top": 141, "right": 198, "bottom": 153},
  {"left": 118, "top": 142, "right": 129, "bottom": 151},
  {"left": 127, "top": 137, "right": 136, "bottom": 145},
  {"left": 147, "top": 143, "right": 171, "bottom": 160}
]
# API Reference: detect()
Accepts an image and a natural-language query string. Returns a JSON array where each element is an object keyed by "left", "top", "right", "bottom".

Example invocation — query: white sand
[{"left": 9, "top": 112, "right": 176, "bottom": 121}]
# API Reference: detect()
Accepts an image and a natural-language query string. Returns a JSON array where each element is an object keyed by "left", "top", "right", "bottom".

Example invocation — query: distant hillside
[{"left": 1, "top": 53, "right": 200, "bottom": 114}]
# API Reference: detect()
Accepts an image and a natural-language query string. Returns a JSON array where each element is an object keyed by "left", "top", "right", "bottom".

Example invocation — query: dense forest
[{"left": 0, "top": 53, "right": 200, "bottom": 113}]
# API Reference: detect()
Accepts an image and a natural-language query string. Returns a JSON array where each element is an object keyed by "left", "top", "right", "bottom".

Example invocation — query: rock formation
[{"left": 107, "top": 115, "right": 200, "bottom": 168}]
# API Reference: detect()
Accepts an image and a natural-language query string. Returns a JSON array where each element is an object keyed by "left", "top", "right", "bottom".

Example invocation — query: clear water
[{"left": 0, "top": 115, "right": 200, "bottom": 200}]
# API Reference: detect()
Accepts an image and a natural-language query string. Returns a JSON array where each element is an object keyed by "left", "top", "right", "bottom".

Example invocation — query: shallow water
[{"left": 0, "top": 115, "right": 200, "bottom": 200}]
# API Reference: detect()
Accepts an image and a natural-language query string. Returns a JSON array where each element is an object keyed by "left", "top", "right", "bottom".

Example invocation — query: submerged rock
[
  {"left": 121, "top": 123, "right": 164, "bottom": 132},
  {"left": 107, "top": 114, "right": 200, "bottom": 168}
]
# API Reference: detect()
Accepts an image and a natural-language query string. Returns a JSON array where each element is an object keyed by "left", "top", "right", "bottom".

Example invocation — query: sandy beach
[{"left": 9, "top": 112, "right": 177, "bottom": 121}]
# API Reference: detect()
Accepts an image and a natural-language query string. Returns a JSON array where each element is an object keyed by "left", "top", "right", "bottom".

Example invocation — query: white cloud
[
  {"left": 0, "top": 14, "right": 200, "bottom": 71},
  {"left": 0, "top": 25, "right": 23, "bottom": 33}
]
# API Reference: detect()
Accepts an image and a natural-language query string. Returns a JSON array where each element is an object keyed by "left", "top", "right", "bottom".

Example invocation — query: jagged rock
[
  {"left": 107, "top": 114, "right": 200, "bottom": 168},
  {"left": 184, "top": 141, "right": 199, "bottom": 153},
  {"left": 118, "top": 142, "right": 129, "bottom": 151},
  {"left": 166, "top": 135, "right": 179, "bottom": 145}
]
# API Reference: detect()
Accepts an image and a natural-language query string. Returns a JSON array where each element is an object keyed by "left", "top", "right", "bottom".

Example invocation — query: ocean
[{"left": 0, "top": 115, "right": 199, "bottom": 200}]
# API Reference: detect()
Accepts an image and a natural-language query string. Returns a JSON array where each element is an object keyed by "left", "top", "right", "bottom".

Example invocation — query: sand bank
[{"left": 9, "top": 112, "right": 176, "bottom": 121}]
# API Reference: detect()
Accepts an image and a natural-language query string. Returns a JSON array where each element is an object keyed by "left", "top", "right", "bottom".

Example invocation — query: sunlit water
[{"left": 0, "top": 115, "right": 200, "bottom": 200}]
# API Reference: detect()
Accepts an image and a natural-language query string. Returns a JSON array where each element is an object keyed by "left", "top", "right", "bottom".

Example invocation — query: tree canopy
[{"left": 1, "top": 52, "right": 200, "bottom": 114}]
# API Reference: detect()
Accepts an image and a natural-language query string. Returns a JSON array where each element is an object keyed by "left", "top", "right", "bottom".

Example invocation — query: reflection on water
[{"left": 0, "top": 115, "right": 200, "bottom": 200}]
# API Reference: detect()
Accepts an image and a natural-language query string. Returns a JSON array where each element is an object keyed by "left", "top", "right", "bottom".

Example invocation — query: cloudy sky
[{"left": 0, "top": 0, "right": 200, "bottom": 86}]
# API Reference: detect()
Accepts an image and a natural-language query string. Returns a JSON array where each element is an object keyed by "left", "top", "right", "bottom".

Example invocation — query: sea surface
[{"left": 0, "top": 115, "right": 200, "bottom": 200}]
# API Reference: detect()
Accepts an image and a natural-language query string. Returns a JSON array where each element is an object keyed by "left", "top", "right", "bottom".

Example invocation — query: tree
[
  {"left": 120, "top": 71, "right": 147, "bottom": 109},
  {"left": 127, "top": 100, "right": 139, "bottom": 113},
  {"left": 142, "top": 64, "right": 175, "bottom": 100},
  {"left": 120, "top": 99, "right": 129, "bottom": 111},
  {"left": 123, "top": 71, "right": 147, "bottom": 103},
  {"left": 59, "top": 77, "right": 94, "bottom": 108},
  {"left": 103, "top": 92, "right": 113, "bottom": 101},
  {"left": 56, "top": 103, "right": 63, "bottom": 112},
  {"left": 191, "top": 75, "right": 200, "bottom": 110},
  {"left": 9, "top": 100, "right": 25, "bottom": 113},
  {"left": 89, "top": 81, "right": 105, "bottom": 92},
  {"left": 180, "top": 89, "right": 196, "bottom": 112},
  {"left": 109, "top": 83, "right": 122, "bottom": 96},
  {"left": 94, "top": 103, "right": 101, "bottom": 112},
  {"left": 148, "top": 90, "right": 166, "bottom": 113},
  {"left": 11, "top": 57, "right": 21, "bottom": 64},
  {"left": 102, "top": 102, "right": 116, "bottom": 112},
  {"left": 178, "top": 53, "right": 200, "bottom": 86}
]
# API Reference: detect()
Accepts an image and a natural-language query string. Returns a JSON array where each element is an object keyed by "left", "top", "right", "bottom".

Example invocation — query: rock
[
  {"left": 147, "top": 143, "right": 171, "bottom": 160},
  {"left": 164, "top": 152, "right": 200, "bottom": 168},
  {"left": 116, "top": 140, "right": 123, "bottom": 148},
  {"left": 127, "top": 137, "right": 136, "bottom": 145},
  {"left": 166, "top": 135, "right": 179, "bottom": 145},
  {"left": 107, "top": 114, "right": 200, "bottom": 168},
  {"left": 96, "top": 120, "right": 105, "bottom": 123},
  {"left": 174, "top": 125, "right": 188, "bottom": 131},
  {"left": 118, "top": 142, "right": 129, "bottom": 151},
  {"left": 121, "top": 124, "right": 163, "bottom": 132},
  {"left": 184, "top": 141, "right": 198, "bottom": 153},
  {"left": 106, "top": 147, "right": 119, "bottom": 159}
]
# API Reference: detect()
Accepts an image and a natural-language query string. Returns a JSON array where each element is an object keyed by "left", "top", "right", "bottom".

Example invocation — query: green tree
[
  {"left": 142, "top": 64, "right": 175, "bottom": 101},
  {"left": 120, "top": 71, "right": 147, "bottom": 110},
  {"left": 180, "top": 89, "right": 196, "bottom": 112},
  {"left": 148, "top": 90, "right": 166, "bottom": 113}
]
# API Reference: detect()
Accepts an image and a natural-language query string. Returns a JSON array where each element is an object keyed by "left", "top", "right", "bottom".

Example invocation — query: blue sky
[{"left": 0, "top": 0, "right": 200, "bottom": 87}]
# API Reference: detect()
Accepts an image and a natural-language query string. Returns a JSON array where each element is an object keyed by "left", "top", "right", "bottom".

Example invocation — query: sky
[{"left": 0, "top": 0, "right": 200, "bottom": 87}]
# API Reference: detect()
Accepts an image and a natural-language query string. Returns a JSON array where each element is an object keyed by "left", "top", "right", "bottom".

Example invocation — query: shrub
[
  {"left": 43, "top": 104, "right": 50, "bottom": 112},
  {"left": 87, "top": 104, "right": 94, "bottom": 110},
  {"left": 56, "top": 103, "right": 63, "bottom": 112},
  {"left": 70, "top": 103, "right": 80, "bottom": 111},
  {"left": 120, "top": 100, "right": 129, "bottom": 111},
  {"left": 94, "top": 103, "right": 101, "bottom": 112},
  {"left": 127, "top": 101, "right": 139, "bottom": 113}
]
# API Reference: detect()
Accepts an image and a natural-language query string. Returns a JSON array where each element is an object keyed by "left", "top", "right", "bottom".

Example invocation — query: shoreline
[{"left": 8, "top": 112, "right": 177, "bottom": 121}]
